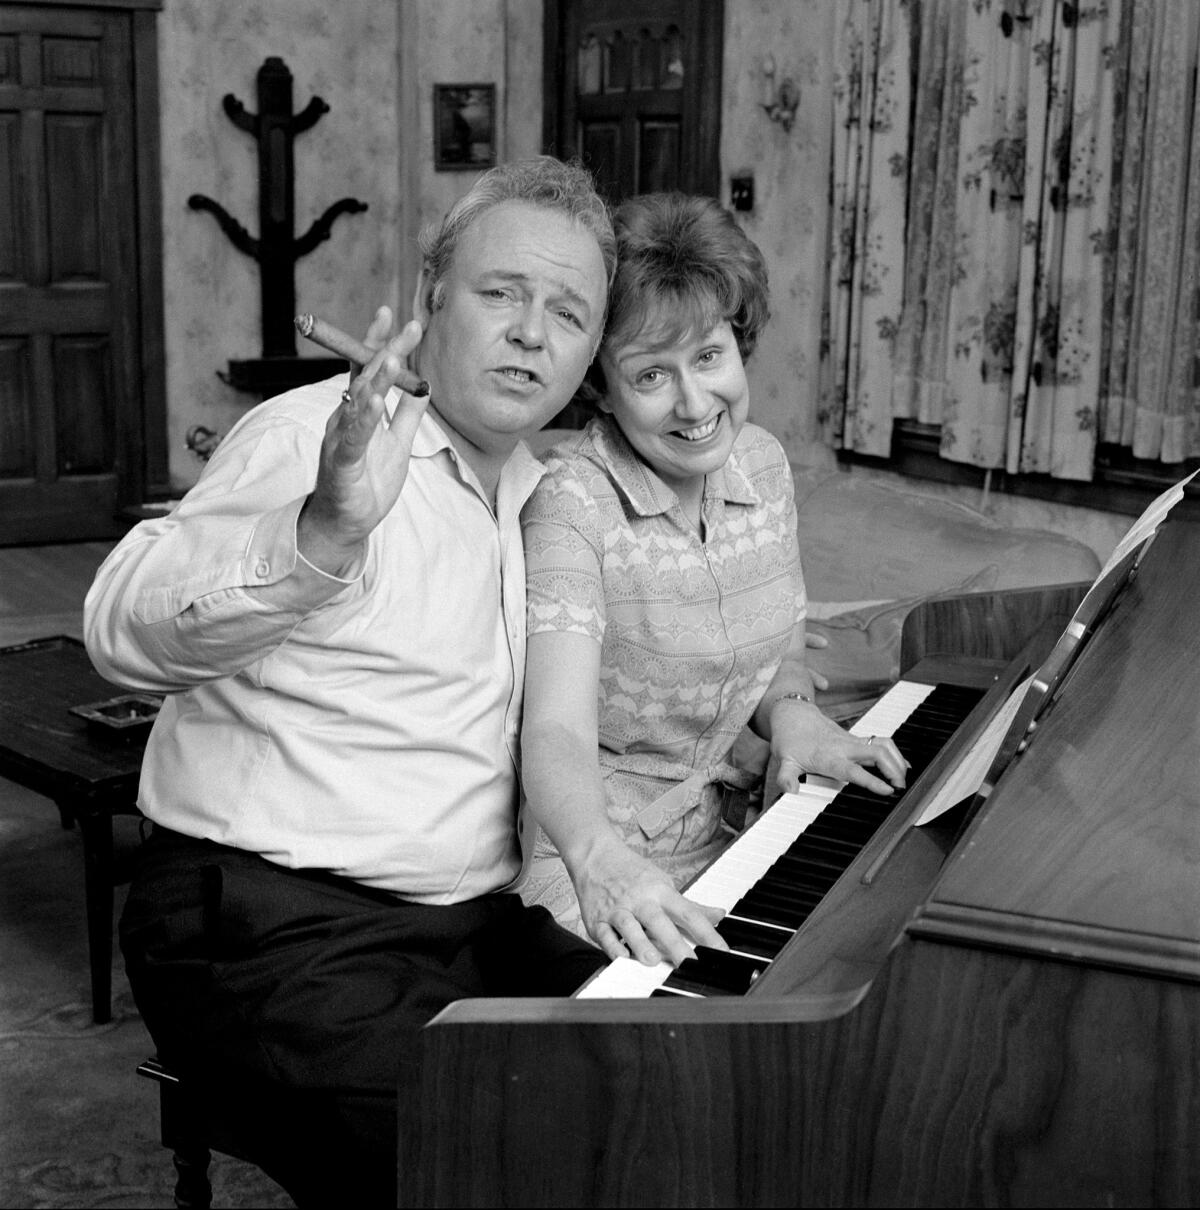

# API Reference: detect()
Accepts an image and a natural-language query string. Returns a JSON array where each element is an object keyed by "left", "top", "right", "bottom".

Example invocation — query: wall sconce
[{"left": 760, "top": 54, "right": 799, "bottom": 133}]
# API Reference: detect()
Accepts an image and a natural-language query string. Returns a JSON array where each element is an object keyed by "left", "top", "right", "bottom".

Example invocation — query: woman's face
[{"left": 599, "top": 318, "right": 749, "bottom": 499}]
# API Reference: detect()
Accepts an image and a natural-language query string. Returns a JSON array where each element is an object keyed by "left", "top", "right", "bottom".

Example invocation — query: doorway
[
  {"left": 0, "top": 2, "right": 165, "bottom": 544},
  {"left": 542, "top": 0, "right": 724, "bottom": 204}
]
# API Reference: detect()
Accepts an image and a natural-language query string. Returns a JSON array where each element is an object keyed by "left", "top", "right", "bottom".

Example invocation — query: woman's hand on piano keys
[
  {"left": 769, "top": 697, "right": 909, "bottom": 799},
  {"left": 568, "top": 835, "right": 726, "bottom": 967}
]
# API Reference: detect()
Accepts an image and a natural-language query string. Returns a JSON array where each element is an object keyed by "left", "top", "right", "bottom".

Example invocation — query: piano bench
[{"left": 136, "top": 1055, "right": 262, "bottom": 1210}]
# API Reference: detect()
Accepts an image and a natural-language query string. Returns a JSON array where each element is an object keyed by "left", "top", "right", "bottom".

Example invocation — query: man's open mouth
[{"left": 497, "top": 367, "right": 539, "bottom": 385}]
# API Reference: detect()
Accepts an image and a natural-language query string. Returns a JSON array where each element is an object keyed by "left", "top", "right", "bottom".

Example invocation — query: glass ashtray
[{"left": 69, "top": 693, "right": 163, "bottom": 735}]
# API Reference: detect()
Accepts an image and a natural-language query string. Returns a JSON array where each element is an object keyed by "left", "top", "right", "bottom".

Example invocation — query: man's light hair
[{"left": 417, "top": 156, "right": 616, "bottom": 318}]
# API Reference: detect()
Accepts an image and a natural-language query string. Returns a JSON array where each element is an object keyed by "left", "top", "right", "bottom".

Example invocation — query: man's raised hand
[{"left": 299, "top": 314, "right": 427, "bottom": 575}]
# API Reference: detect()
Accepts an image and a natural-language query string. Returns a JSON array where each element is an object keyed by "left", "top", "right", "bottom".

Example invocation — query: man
[{"left": 85, "top": 157, "right": 616, "bottom": 1207}]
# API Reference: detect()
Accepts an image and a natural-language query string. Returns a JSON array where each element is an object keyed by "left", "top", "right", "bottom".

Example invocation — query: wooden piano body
[{"left": 397, "top": 520, "right": 1200, "bottom": 1208}]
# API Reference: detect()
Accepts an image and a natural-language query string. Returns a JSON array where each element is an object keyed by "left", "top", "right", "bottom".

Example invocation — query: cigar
[{"left": 294, "top": 313, "right": 429, "bottom": 397}]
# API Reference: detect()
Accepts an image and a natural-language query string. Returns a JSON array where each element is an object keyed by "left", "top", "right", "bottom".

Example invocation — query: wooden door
[
  {"left": 0, "top": 3, "right": 164, "bottom": 544},
  {"left": 543, "top": 0, "right": 723, "bottom": 204}
]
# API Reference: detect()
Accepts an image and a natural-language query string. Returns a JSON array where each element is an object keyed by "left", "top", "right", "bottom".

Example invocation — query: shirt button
[{"left": 255, "top": 557, "right": 270, "bottom": 578}]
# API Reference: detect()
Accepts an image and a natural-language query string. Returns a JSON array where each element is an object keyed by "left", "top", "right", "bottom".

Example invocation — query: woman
[{"left": 518, "top": 193, "right": 906, "bottom": 966}]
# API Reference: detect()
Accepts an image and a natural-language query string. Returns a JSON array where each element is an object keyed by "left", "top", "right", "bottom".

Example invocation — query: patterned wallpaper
[
  {"left": 721, "top": 1, "right": 836, "bottom": 462},
  {"left": 159, "top": 0, "right": 404, "bottom": 488},
  {"left": 156, "top": 0, "right": 837, "bottom": 490}
]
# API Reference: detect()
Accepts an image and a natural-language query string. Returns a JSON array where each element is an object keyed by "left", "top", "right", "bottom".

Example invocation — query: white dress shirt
[{"left": 85, "top": 376, "right": 544, "bottom": 903}]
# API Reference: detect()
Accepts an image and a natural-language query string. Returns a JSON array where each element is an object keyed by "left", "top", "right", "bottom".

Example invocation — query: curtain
[
  {"left": 819, "top": 0, "right": 911, "bottom": 454},
  {"left": 825, "top": 0, "right": 1200, "bottom": 480},
  {"left": 1102, "top": 1, "right": 1200, "bottom": 463}
]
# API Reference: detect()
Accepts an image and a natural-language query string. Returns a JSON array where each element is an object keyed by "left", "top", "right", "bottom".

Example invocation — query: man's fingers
[
  {"left": 363, "top": 305, "right": 393, "bottom": 353},
  {"left": 366, "top": 320, "right": 426, "bottom": 401},
  {"left": 392, "top": 317, "right": 424, "bottom": 358},
  {"left": 331, "top": 383, "right": 385, "bottom": 450}
]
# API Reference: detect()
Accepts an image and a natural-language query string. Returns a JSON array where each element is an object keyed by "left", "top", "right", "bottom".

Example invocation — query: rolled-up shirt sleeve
[{"left": 85, "top": 392, "right": 364, "bottom": 691}]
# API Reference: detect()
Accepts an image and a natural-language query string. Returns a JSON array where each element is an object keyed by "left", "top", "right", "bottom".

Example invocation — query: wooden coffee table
[{"left": 0, "top": 636, "right": 150, "bottom": 1023}]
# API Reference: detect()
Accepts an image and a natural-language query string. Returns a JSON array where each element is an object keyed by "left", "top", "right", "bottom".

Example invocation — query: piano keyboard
[{"left": 577, "top": 678, "right": 985, "bottom": 999}]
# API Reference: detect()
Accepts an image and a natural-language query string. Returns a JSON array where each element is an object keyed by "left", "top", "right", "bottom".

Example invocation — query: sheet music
[
  {"left": 913, "top": 675, "right": 1032, "bottom": 825},
  {"left": 1097, "top": 468, "right": 1198, "bottom": 579}
]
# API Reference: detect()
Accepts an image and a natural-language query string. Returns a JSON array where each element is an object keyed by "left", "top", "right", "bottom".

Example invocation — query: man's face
[{"left": 415, "top": 200, "right": 607, "bottom": 457}]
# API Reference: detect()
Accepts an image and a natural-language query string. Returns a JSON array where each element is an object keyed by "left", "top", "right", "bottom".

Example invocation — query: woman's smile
[{"left": 672, "top": 414, "right": 722, "bottom": 442}]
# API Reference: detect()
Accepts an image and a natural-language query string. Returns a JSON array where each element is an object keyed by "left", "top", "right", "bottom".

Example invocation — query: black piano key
[
  {"left": 662, "top": 946, "right": 770, "bottom": 996},
  {"left": 734, "top": 888, "right": 821, "bottom": 930},
  {"left": 751, "top": 878, "right": 837, "bottom": 915},
  {"left": 753, "top": 872, "right": 835, "bottom": 902},
  {"left": 785, "top": 832, "right": 864, "bottom": 862},
  {"left": 803, "top": 817, "right": 875, "bottom": 850},
  {"left": 716, "top": 914, "right": 793, "bottom": 959},
  {"left": 767, "top": 849, "right": 849, "bottom": 882},
  {"left": 730, "top": 892, "right": 812, "bottom": 931},
  {"left": 768, "top": 850, "right": 850, "bottom": 883},
  {"left": 836, "top": 786, "right": 894, "bottom": 808},
  {"left": 811, "top": 805, "right": 884, "bottom": 833}
]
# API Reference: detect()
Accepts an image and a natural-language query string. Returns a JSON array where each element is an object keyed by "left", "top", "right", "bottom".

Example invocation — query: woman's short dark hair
[
  {"left": 581, "top": 192, "right": 769, "bottom": 404},
  {"left": 610, "top": 192, "right": 769, "bottom": 355}
]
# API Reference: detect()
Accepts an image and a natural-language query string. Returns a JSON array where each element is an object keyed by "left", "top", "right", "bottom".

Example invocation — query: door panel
[
  {"left": 543, "top": 0, "right": 723, "bottom": 426},
  {"left": 0, "top": 339, "right": 33, "bottom": 475},
  {"left": 0, "top": 5, "right": 151, "bottom": 543},
  {"left": 545, "top": 0, "right": 722, "bottom": 204}
]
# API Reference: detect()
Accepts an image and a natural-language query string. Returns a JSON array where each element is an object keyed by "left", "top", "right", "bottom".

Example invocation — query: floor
[{"left": 0, "top": 541, "right": 115, "bottom": 648}]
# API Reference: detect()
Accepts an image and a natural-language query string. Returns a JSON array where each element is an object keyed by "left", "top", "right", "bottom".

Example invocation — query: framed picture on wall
[{"left": 433, "top": 83, "right": 496, "bottom": 171}]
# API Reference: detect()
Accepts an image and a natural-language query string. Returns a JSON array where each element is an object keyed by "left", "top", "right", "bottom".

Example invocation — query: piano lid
[{"left": 910, "top": 519, "right": 1200, "bottom": 983}]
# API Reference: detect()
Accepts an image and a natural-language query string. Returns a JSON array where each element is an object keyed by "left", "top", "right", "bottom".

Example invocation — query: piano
[{"left": 397, "top": 518, "right": 1200, "bottom": 1208}]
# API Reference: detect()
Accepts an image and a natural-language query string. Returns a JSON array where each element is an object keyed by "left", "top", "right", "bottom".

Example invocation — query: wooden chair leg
[
  {"left": 74, "top": 806, "right": 115, "bottom": 1024},
  {"left": 171, "top": 1142, "right": 213, "bottom": 1210},
  {"left": 138, "top": 1057, "right": 215, "bottom": 1209}
]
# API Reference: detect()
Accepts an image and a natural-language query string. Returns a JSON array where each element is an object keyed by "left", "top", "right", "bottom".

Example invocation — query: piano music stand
[{"left": 971, "top": 534, "right": 1154, "bottom": 808}]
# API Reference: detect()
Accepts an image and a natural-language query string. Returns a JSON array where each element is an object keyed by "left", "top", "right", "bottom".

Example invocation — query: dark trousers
[{"left": 119, "top": 825, "right": 605, "bottom": 1208}]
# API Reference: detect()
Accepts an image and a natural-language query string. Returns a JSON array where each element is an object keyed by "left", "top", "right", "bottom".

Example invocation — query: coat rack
[{"left": 188, "top": 56, "right": 368, "bottom": 399}]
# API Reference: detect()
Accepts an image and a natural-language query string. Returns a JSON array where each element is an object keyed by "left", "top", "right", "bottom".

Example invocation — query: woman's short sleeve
[{"left": 522, "top": 459, "right": 608, "bottom": 642}]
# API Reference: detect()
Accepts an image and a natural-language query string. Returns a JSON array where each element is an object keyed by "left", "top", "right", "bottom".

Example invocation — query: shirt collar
[
  {"left": 586, "top": 414, "right": 761, "bottom": 515},
  {"left": 397, "top": 396, "right": 454, "bottom": 460},
  {"left": 392, "top": 393, "right": 546, "bottom": 503}
]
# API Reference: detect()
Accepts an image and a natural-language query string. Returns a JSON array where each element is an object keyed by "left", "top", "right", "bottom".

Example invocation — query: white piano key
[
  {"left": 849, "top": 680, "right": 933, "bottom": 739},
  {"left": 577, "top": 955, "right": 671, "bottom": 998}
]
